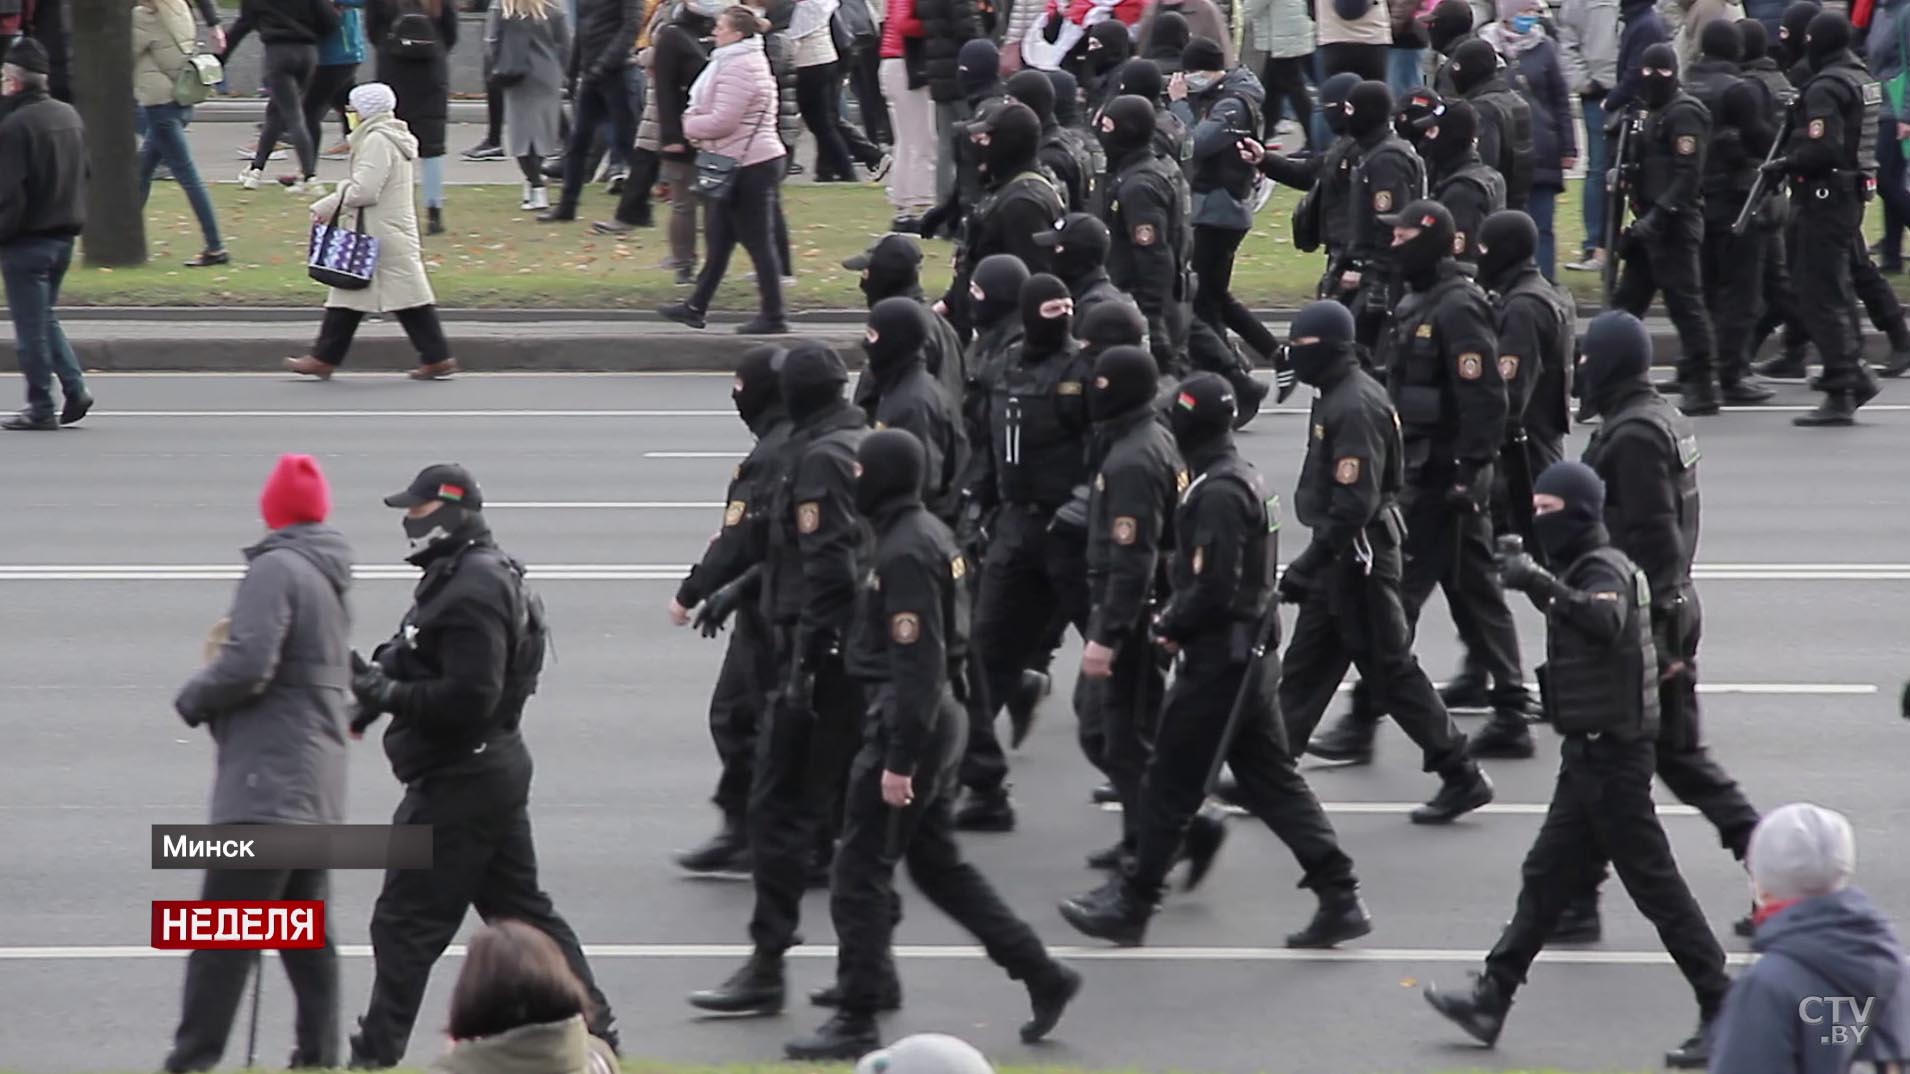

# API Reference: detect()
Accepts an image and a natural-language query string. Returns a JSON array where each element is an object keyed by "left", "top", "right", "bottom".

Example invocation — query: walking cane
[{"left": 244, "top": 951, "right": 263, "bottom": 1068}]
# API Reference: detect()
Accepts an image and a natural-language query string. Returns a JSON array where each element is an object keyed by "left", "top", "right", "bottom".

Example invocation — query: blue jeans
[
  {"left": 1528, "top": 185, "right": 1559, "bottom": 281},
  {"left": 1388, "top": 46, "right": 1426, "bottom": 96},
  {"left": 1580, "top": 94, "right": 1609, "bottom": 256},
  {"left": 1, "top": 236, "right": 87, "bottom": 420},
  {"left": 139, "top": 102, "right": 223, "bottom": 253}
]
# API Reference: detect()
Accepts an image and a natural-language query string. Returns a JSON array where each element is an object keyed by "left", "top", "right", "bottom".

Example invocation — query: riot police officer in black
[
  {"left": 1333, "top": 81, "right": 1426, "bottom": 348},
  {"left": 689, "top": 343, "right": 871, "bottom": 1017},
  {"left": 1275, "top": 300, "right": 1494, "bottom": 824},
  {"left": 861, "top": 298, "right": 970, "bottom": 526},
  {"left": 1448, "top": 38, "right": 1534, "bottom": 212},
  {"left": 1037, "top": 213, "right": 1143, "bottom": 332},
  {"left": 844, "top": 234, "right": 967, "bottom": 407},
  {"left": 1007, "top": 69, "right": 1093, "bottom": 213},
  {"left": 961, "top": 255, "right": 1034, "bottom": 416},
  {"left": 1309, "top": 201, "right": 1529, "bottom": 788},
  {"left": 1422, "top": 461, "right": 1730, "bottom": 1071},
  {"left": 346, "top": 465, "right": 619, "bottom": 1067},
  {"left": 786, "top": 430, "right": 1082, "bottom": 1061},
  {"left": 669, "top": 347, "right": 793, "bottom": 876},
  {"left": 1099, "top": 95, "right": 1192, "bottom": 376},
  {"left": 940, "top": 101, "right": 1064, "bottom": 340},
  {"left": 1060, "top": 372, "right": 1372, "bottom": 951},
  {"left": 1422, "top": 99, "right": 1506, "bottom": 261},
  {"left": 1611, "top": 43, "right": 1723, "bottom": 416},
  {"left": 1427, "top": 0, "right": 1477, "bottom": 95},
  {"left": 1246, "top": 73, "right": 1362, "bottom": 280}
]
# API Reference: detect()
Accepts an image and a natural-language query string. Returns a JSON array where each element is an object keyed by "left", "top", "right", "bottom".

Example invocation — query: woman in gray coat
[{"left": 488, "top": 0, "right": 573, "bottom": 210}]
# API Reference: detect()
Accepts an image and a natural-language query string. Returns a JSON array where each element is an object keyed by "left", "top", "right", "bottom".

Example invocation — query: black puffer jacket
[
  {"left": 918, "top": 0, "right": 981, "bottom": 102},
  {"left": 762, "top": 0, "right": 803, "bottom": 151}
]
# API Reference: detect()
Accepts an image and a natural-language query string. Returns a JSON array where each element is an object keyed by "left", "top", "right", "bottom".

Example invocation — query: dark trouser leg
[
  {"left": 1756, "top": 220, "right": 1797, "bottom": 349},
  {"left": 968, "top": 509, "right": 1053, "bottom": 791},
  {"left": 260, "top": 44, "right": 319, "bottom": 177},
  {"left": 1192, "top": 226, "right": 1278, "bottom": 358},
  {"left": 391, "top": 306, "right": 451, "bottom": 366},
  {"left": 1482, "top": 756, "right": 1605, "bottom": 996},
  {"left": 726, "top": 161, "right": 786, "bottom": 321},
  {"left": 1711, "top": 227, "right": 1764, "bottom": 384},
  {"left": 304, "top": 64, "right": 355, "bottom": 151},
  {"left": 1260, "top": 56, "right": 1311, "bottom": 142},
  {"left": 711, "top": 610, "right": 770, "bottom": 823},
  {"left": 1849, "top": 231, "right": 1910, "bottom": 345},
  {"left": 798, "top": 62, "right": 858, "bottom": 180},
  {"left": 518, "top": 153, "right": 545, "bottom": 186},
  {"left": 556, "top": 76, "right": 613, "bottom": 215},
  {"left": 144, "top": 104, "right": 223, "bottom": 252},
  {"left": 1352, "top": 543, "right": 1472, "bottom": 776},
  {"left": 850, "top": 45, "right": 890, "bottom": 145},
  {"left": 660, "top": 158, "right": 701, "bottom": 268},
  {"left": 1650, "top": 591, "right": 1759, "bottom": 859},
  {"left": 311, "top": 307, "right": 364, "bottom": 368},
  {"left": 1650, "top": 224, "right": 1715, "bottom": 386},
  {"left": 1095, "top": 632, "right": 1162, "bottom": 848},
  {"left": 487, "top": 82, "right": 505, "bottom": 146},
  {"left": 1435, "top": 495, "right": 1525, "bottom": 700},
  {"left": 1791, "top": 202, "right": 1867, "bottom": 394},
  {"left": 830, "top": 736, "right": 915, "bottom": 1010},
  {"left": 613, "top": 147, "right": 659, "bottom": 224},
  {"left": 1, "top": 237, "right": 83, "bottom": 418},
  {"left": 276, "top": 869, "right": 341, "bottom": 1066},
  {"left": 1276, "top": 592, "right": 1357, "bottom": 747}
]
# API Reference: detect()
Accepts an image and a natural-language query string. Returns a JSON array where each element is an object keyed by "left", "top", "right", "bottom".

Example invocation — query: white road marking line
[
  {"left": 486, "top": 502, "right": 722, "bottom": 509},
  {"left": 1100, "top": 802, "right": 1705, "bottom": 816},
  {"left": 91, "top": 410, "right": 736, "bottom": 417},
  {"left": 0, "top": 943, "right": 1758, "bottom": 966},
  {"left": 645, "top": 451, "right": 750, "bottom": 458},
  {"left": 83, "top": 371, "right": 738, "bottom": 378}
]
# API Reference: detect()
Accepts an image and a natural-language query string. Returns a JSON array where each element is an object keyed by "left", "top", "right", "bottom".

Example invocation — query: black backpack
[
  {"left": 500, "top": 556, "right": 551, "bottom": 710},
  {"left": 386, "top": 0, "right": 441, "bottom": 60}
]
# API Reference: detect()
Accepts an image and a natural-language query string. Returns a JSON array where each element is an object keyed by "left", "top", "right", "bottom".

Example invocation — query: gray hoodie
[{"left": 174, "top": 523, "right": 354, "bottom": 826}]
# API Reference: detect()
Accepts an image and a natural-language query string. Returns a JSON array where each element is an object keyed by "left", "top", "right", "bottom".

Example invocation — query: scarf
[
  {"left": 689, "top": 35, "right": 765, "bottom": 112},
  {"left": 1482, "top": 18, "right": 1546, "bottom": 55}
]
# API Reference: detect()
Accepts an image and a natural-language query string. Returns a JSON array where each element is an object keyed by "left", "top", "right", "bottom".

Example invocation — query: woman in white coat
[{"left": 285, "top": 83, "right": 459, "bottom": 380}]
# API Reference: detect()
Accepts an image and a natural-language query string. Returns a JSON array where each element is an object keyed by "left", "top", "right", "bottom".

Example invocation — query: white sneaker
[
  {"left": 281, "top": 178, "right": 324, "bottom": 196},
  {"left": 239, "top": 168, "right": 263, "bottom": 190},
  {"left": 528, "top": 187, "right": 549, "bottom": 210},
  {"left": 521, "top": 182, "right": 534, "bottom": 210}
]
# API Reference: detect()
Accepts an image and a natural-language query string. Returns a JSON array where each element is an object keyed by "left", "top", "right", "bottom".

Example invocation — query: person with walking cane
[{"left": 1059, "top": 372, "right": 1371, "bottom": 951}]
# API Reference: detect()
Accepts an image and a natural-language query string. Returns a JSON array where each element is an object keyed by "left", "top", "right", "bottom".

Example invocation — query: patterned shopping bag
[{"left": 308, "top": 206, "right": 380, "bottom": 290}]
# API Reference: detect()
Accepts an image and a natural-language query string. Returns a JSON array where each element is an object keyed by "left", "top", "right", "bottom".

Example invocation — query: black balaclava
[
  {"left": 1778, "top": 2, "right": 1821, "bottom": 67},
  {"left": 1320, "top": 72, "right": 1362, "bottom": 135},
  {"left": 1388, "top": 199, "right": 1456, "bottom": 288},
  {"left": 1181, "top": 36, "right": 1227, "bottom": 78},
  {"left": 1805, "top": 10, "right": 1852, "bottom": 70},
  {"left": 1089, "top": 344, "right": 1160, "bottom": 422},
  {"left": 1428, "top": 0, "right": 1474, "bottom": 53},
  {"left": 1345, "top": 80, "right": 1395, "bottom": 141},
  {"left": 1576, "top": 310, "right": 1653, "bottom": 416},
  {"left": 1639, "top": 43, "right": 1681, "bottom": 108},
  {"left": 1738, "top": 17, "right": 1770, "bottom": 61},
  {"left": 1048, "top": 69, "right": 1085, "bottom": 125},
  {"left": 1007, "top": 69, "right": 1059, "bottom": 129},
  {"left": 1531, "top": 460, "right": 1609, "bottom": 564},
  {"left": 1044, "top": 212, "right": 1112, "bottom": 282},
  {"left": 1087, "top": 20, "right": 1132, "bottom": 76},
  {"left": 1450, "top": 38, "right": 1500, "bottom": 94},
  {"left": 1475, "top": 209, "right": 1538, "bottom": 288},
  {"left": 959, "top": 39, "right": 1002, "bottom": 100},
  {"left": 1148, "top": 12, "right": 1191, "bottom": 66},
  {"left": 1395, "top": 87, "right": 1444, "bottom": 145},
  {"left": 971, "top": 254, "right": 1032, "bottom": 329},
  {"left": 974, "top": 100, "right": 1042, "bottom": 181},
  {"left": 1079, "top": 300, "right": 1147, "bottom": 355},
  {"left": 1168, "top": 371, "right": 1237, "bottom": 455},
  {"left": 1423, "top": 98, "right": 1479, "bottom": 172},
  {"left": 864, "top": 297, "right": 928, "bottom": 378},
  {"left": 848, "top": 233, "right": 924, "bottom": 306},
  {"left": 1285, "top": 299, "right": 1358, "bottom": 386},
  {"left": 390, "top": 465, "right": 488, "bottom": 565},
  {"left": 732, "top": 344, "right": 785, "bottom": 428},
  {"left": 1098, "top": 94, "right": 1159, "bottom": 160},
  {"left": 1114, "top": 58, "right": 1165, "bottom": 104},
  {"left": 1020, "top": 274, "right": 1075, "bottom": 355},
  {"left": 1700, "top": 19, "right": 1743, "bottom": 62},
  {"left": 779, "top": 341, "right": 851, "bottom": 424},
  {"left": 855, "top": 428, "right": 927, "bottom": 517}
]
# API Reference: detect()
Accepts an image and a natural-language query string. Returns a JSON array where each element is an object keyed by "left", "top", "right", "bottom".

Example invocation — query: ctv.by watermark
[{"left": 1800, "top": 996, "right": 1882, "bottom": 1046}]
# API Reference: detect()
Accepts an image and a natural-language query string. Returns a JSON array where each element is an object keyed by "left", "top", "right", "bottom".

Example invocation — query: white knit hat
[
  {"left": 854, "top": 1035, "right": 995, "bottom": 1074},
  {"left": 349, "top": 82, "right": 398, "bottom": 118},
  {"left": 1749, "top": 802, "right": 1856, "bottom": 901}
]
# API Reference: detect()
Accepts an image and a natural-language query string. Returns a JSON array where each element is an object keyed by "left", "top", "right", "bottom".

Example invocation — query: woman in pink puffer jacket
[{"left": 658, "top": 5, "right": 792, "bottom": 334}]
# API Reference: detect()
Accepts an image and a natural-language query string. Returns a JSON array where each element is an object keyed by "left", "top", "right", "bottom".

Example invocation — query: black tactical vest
[
  {"left": 1467, "top": 82, "right": 1535, "bottom": 207},
  {"left": 1683, "top": 63, "right": 1756, "bottom": 206},
  {"left": 1498, "top": 273, "right": 1575, "bottom": 442},
  {"left": 1385, "top": 269, "right": 1476, "bottom": 448},
  {"left": 1173, "top": 455, "right": 1278, "bottom": 625},
  {"left": 1743, "top": 64, "right": 1795, "bottom": 220},
  {"left": 1347, "top": 135, "right": 1427, "bottom": 256},
  {"left": 1813, "top": 62, "right": 1882, "bottom": 181},
  {"left": 1634, "top": 95, "right": 1710, "bottom": 210},
  {"left": 1316, "top": 136, "right": 1364, "bottom": 253},
  {"left": 1543, "top": 546, "right": 1660, "bottom": 740},
  {"left": 990, "top": 349, "right": 1093, "bottom": 509},
  {"left": 1437, "top": 159, "right": 1507, "bottom": 239},
  {"left": 1584, "top": 394, "right": 1702, "bottom": 585},
  {"left": 765, "top": 415, "right": 870, "bottom": 625}
]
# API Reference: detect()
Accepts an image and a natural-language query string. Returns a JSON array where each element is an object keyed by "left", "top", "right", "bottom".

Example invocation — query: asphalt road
[{"left": 2, "top": 371, "right": 1907, "bottom": 1074}]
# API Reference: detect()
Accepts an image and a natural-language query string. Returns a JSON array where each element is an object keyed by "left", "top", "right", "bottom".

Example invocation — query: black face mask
[
  {"left": 781, "top": 344, "right": 851, "bottom": 424},
  {"left": 1287, "top": 339, "right": 1355, "bottom": 386},
  {"left": 1531, "top": 508, "right": 1593, "bottom": 563},
  {"left": 1088, "top": 345, "right": 1159, "bottom": 422},
  {"left": 1052, "top": 242, "right": 1101, "bottom": 282},
  {"left": 1640, "top": 71, "right": 1677, "bottom": 107},
  {"left": 971, "top": 257, "right": 1029, "bottom": 329},
  {"left": 1395, "top": 225, "right": 1451, "bottom": 287},
  {"left": 863, "top": 298, "right": 927, "bottom": 378},
  {"left": 854, "top": 429, "right": 926, "bottom": 516},
  {"left": 1020, "top": 277, "right": 1074, "bottom": 355},
  {"left": 1097, "top": 95, "right": 1156, "bottom": 159},
  {"left": 404, "top": 505, "right": 470, "bottom": 561}
]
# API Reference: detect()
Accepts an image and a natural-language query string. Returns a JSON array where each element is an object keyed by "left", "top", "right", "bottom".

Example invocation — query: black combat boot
[
  {"left": 1883, "top": 339, "right": 1910, "bottom": 378},
  {"left": 1307, "top": 711, "right": 1377, "bottom": 764},
  {"left": 783, "top": 1010, "right": 881, "bottom": 1060},
  {"left": 1058, "top": 877, "right": 1154, "bottom": 946},
  {"left": 1021, "top": 962, "right": 1083, "bottom": 1043},
  {"left": 1720, "top": 378, "right": 1775, "bottom": 404},
  {"left": 1467, "top": 711, "right": 1535, "bottom": 759},
  {"left": 1084, "top": 841, "right": 1131, "bottom": 871},
  {"left": 1007, "top": 669, "right": 1051, "bottom": 747},
  {"left": 1090, "top": 781, "right": 1119, "bottom": 803},
  {"left": 1411, "top": 766, "right": 1495, "bottom": 824},
  {"left": 1424, "top": 972, "right": 1513, "bottom": 1046},
  {"left": 1549, "top": 893, "right": 1602, "bottom": 943},
  {"left": 1665, "top": 1018, "right": 1714, "bottom": 1068},
  {"left": 954, "top": 786, "right": 1017, "bottom": 832},
  {"left": 1212, "top": 767, "right": 1243, "bottom": 808},
  {"left": 1285, "top": 887, "right": 1374, "bottom": 948},
  {"left": 345, "top": 1018, "right": 394, "bottom": 1070},
  {"left": 808, "top": 982, "right": 902, "bottom": 1011},
  {"left": 1438, "top": 668, "right": 1491, "bottom": 711},
  {"left": 1793, "top": 391, "right": 1857, "bottom": 427},
  {"left": 1180, "top": 808, "right": 1228, "bottom": 891},
  {"left": 687, "top": 949, "right": 784, "bottom": 1014},
  {"left": 673, "top": 819, "right": 750, "bottom": 875},
  {"left": 1678, "top": 376, "right": 1722, "bottom": 416},
  {"left": 1758, "top": 342, "right": 1810, "bottom": 379}
]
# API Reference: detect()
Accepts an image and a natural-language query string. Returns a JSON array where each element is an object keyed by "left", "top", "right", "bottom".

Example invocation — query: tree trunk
[{"left": 68, "top": 0, "right": 148, "bottom": 267}]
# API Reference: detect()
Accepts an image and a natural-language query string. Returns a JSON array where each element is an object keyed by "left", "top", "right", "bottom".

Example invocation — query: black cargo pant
[
  {"left": 1759, "top": 218, "right": 1910, "bottom": 355},
  {"left": 1130, "top": 635, "right": 1356, "bottom": 900},
  {"left": 1191, "top": 225, "right": 1280, "bottom": 360},
  {"left": 746, "top": 641, "right": 864, "bottom": 955},
  {"left": 1078, "top": 622, "right": 1165, "bottom": 850},
  {"left": 709, "top": 607, "right": 773, "bottom": 824},
  {"left": 1353, "top": 480, "right": 1526, "bottom": 719},
  {"left": 1279, "top": 535, "right": 1471, "bottom": 777},
  {"left": 164, "top": 865, "right": 337, "bottom": 1072},
  {"left": 964, "top": 505, "right": 1089, "bottom": 793},
  {"left": 1790, "top": 189, "right": 1878, "bottom": 397},
  {"left": 830, "top": 688, "right": 1058, "bottom": 1013},
  {"left": 1484, "top": 734, "right": 1732, "bottom": 1019},
  {"left": 1701, "top": 217, "right": 1766, "bottom": 387},
  {"left": 355, "top": 761, "right": 615, "bottom": 1064},
  {"left": 1614, "top": 213, "right": 1715, "bottom": 386}
]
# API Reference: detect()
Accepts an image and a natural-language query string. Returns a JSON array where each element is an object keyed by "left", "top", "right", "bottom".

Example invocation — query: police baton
[
  {"left": 1202, "top": 604, "right": 1283, "bottom": 798},
  {"left": 244, "top": 952, "right": 263, "bottom": 1067},
  {"left": 1733, "top": 113, "right": 1793, "bottom": 237}
]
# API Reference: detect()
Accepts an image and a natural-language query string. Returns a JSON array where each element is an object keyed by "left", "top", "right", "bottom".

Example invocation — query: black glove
[
  {"left": 1445, "top": 472, "right": 1488, "bottom": 514},
  {"left": 1901, "top": 679, "right": 1909, "bottom": 719},
  {"left": 1043, "top": 10, "right": 1064, "bottom": 42},
  {"left": 1276, "top": 565, "right": 1317, "bottom": 604},
  {"left": 1628, "top": 210, "right": 1666, "bottom": 245},
  {"left": 1602, "top": 108, "right": 1628, "bottom": 136},
  {"left": 694, "top": 579, "right": 747, "bottom": 638},
  {"left": 1495, "top": 550, "right": 1570, "bottom": 603},
  {"left": 351, "top": 650, "right": 398, "bottom": 715},
  {"left": 919, "top": 204, "right": 949, "bottom": 239}
]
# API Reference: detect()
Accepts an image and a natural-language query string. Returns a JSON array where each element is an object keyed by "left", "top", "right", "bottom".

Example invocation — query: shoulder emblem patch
[
  {"left": 1457, "top": 353, "right": 1483, "bottom": 380},
  {"left": 1498, "top": 355, "right": 1520, "bottom": 380},
  {"left": 1334, "top": 457, "right": 1361, "bottom": 485},
  {"left": 951, "top": 554, "right": 967, "bottom": 581},
  {"left": 1808, "top": 118, "right": 1825, "bottom": 139},
  {"left": 1057, "top": 380, "right": 1083, "bottom": 395},
  {"left": 1133, "top": 224, "right": 1157, "bottom": 246},
  {"left": 1676, "top": 134, "right": 1696, "bottom": 155},
  {"left": 724, "top": 500, "right": 746, "bottom": 527},
  {"left": 1373, "top": 189, "right": 1393, "bottom": 212},
  {"left": 1415, "top": 322, "right": 1434, "bottom": 339},
  {"left": 797, "top": 502, "right": 821, "bottom": 534},
  {"left": 1113, "top": 516, "right": 1138, "bottom": 545},
  {"left": 891, "top": 612, "right": 920, "bottom": 644}
]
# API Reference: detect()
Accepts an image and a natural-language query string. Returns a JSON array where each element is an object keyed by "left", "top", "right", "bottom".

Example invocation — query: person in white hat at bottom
[{"left": 854, "top": 1034, "right": 996, "bottom": 1074}]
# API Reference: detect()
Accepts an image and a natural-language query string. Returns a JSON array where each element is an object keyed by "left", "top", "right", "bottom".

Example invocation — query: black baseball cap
[
  {"left": 842, "top": 232, "right": 924, "bottom": 272},
  {"left": 1033, "top": 212, "right": 1110, "bottom": 250},
  {"left": 384, "top": 463, "right": 483, "bottom": 511}
]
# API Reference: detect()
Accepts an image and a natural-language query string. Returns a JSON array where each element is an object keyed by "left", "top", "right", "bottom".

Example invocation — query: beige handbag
[{"left": 203, "top": 617, "right": 230, "bottom": 664}]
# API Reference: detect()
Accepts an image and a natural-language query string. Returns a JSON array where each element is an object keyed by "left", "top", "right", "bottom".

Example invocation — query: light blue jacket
[{"left": 320, "top": 0, "right": 369, "bottom": 66}]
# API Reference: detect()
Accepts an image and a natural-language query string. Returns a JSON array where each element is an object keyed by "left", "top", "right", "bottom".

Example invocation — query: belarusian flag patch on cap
[
  {"left": 438, "top": 484, "right": 466, "bottom": 501},
  {"left": 1176, "top": 392, "right": 1197, "bottom": 410}
]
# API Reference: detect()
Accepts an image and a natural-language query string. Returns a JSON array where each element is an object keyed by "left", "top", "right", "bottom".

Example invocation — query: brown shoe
[
  {"left": 410, "top": 358, "right": 459, "bottom": 380},
  {"left": 284, "top": 355, "right": 334, "bottom": 379}
]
